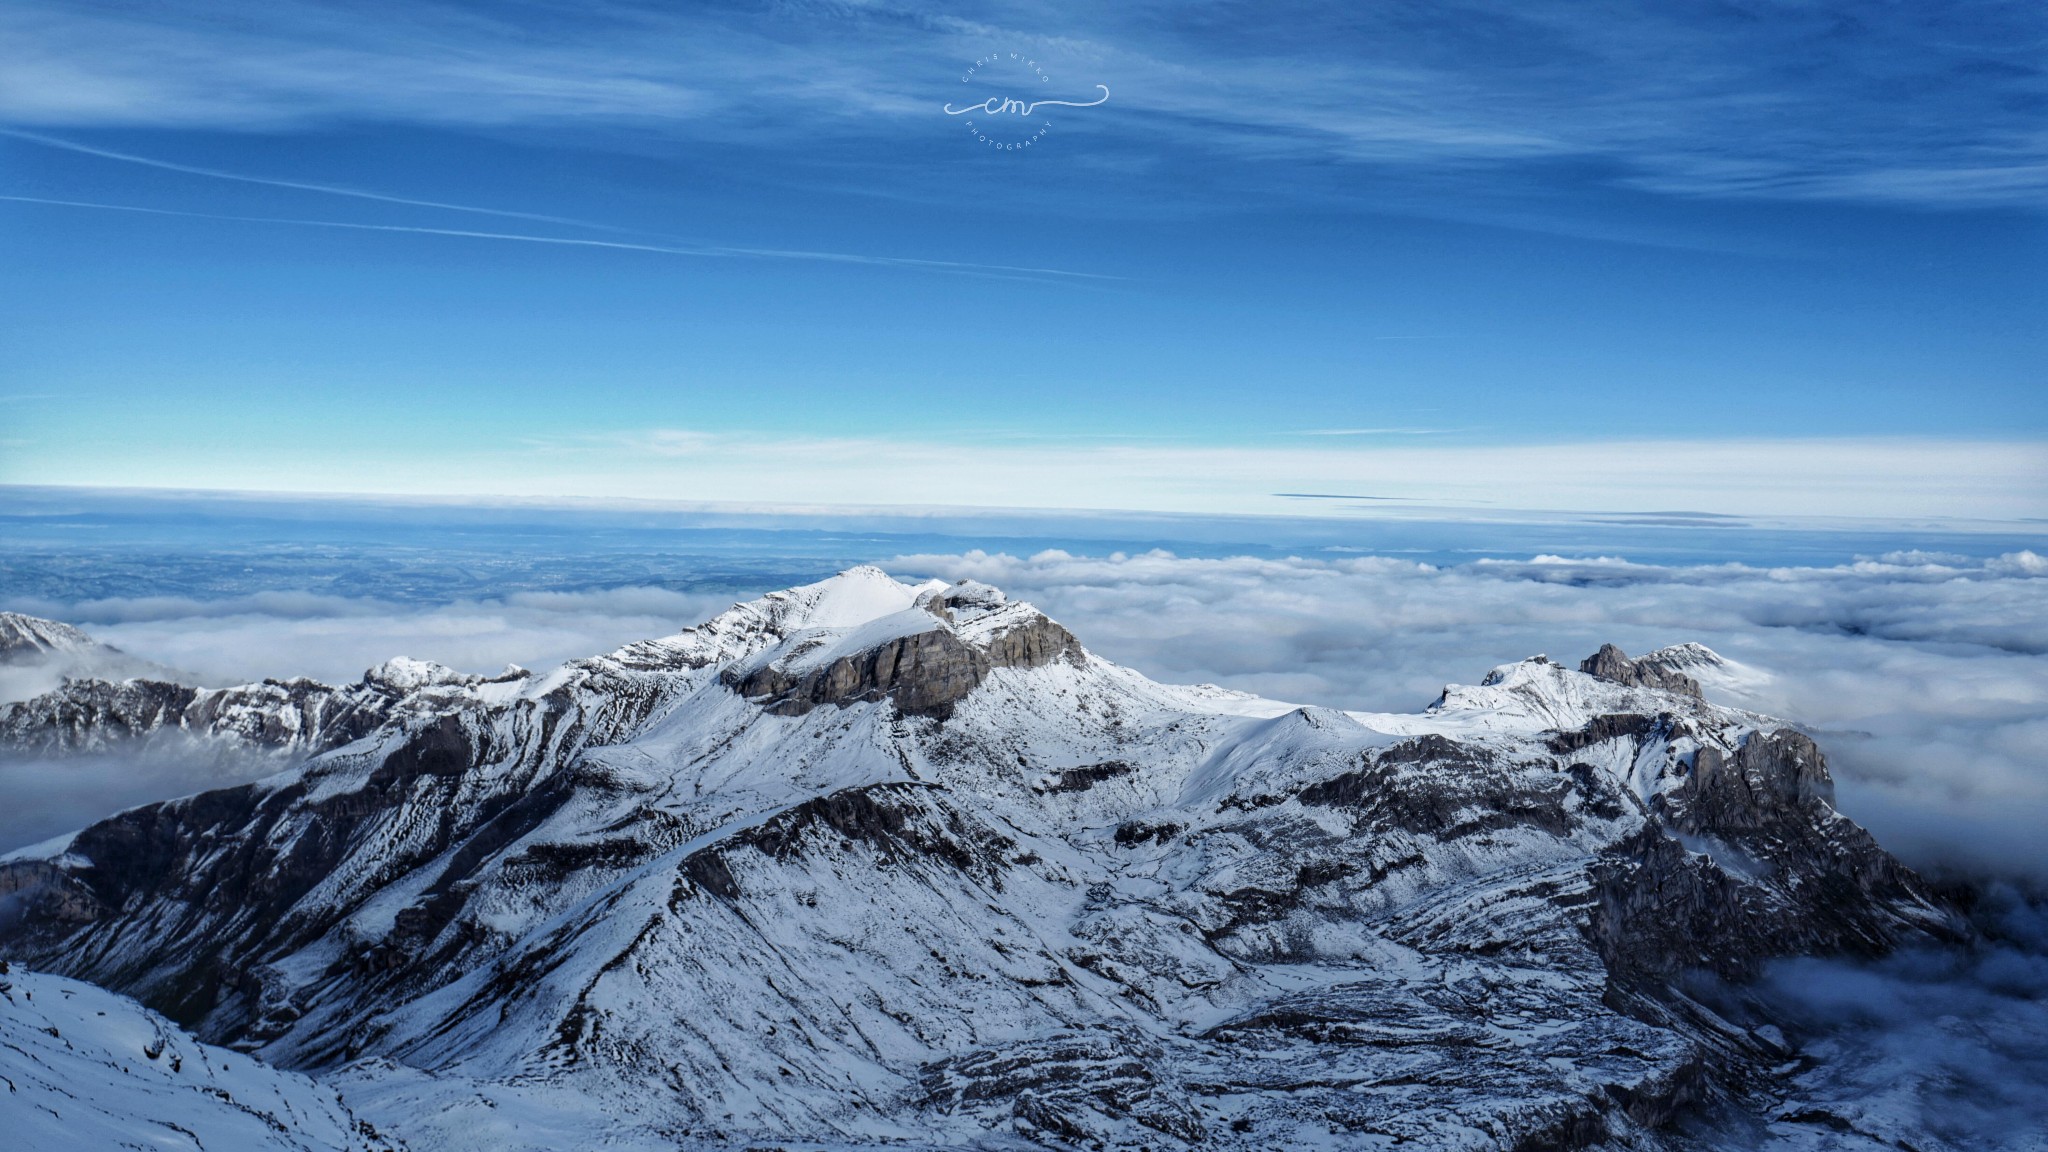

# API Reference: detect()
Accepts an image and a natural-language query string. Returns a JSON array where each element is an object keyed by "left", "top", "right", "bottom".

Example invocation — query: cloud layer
[
  {"left": 24, "top": 585, "right": 737, "bottom": 691},
  {"left": 10, "top": 434, "right": 2045, "bottom": 524},
  {"left": 889, "top": 548, "right": 2048, "bottom": 885},
  {"left": 1691, "top": 885, "right": 2048, "bottom": 1150},
  {"left": 7, "top": 545, "right": 2044, "bottom": 887}
]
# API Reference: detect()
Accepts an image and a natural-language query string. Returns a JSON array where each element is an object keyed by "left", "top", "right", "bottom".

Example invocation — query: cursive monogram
[{"left": 944, "top": 85, "right": 1110, "bottom": 117}]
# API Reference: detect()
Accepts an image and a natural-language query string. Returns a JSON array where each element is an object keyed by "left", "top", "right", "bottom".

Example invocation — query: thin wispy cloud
[
  {"left": 0, "top": 194, "right": 1119, "bottom": 283},
  {"left": 7, "top": 420, "right": 2041, "bottom": 523},
  {"left": 1293, "top": 428, "right": 1452, "bottom": 437},
  {"left": 0, "top": 126, "right": 628, "bottom": 231},
  {"left": 2, "top": 1, "right": 2042, "bottom": 210},
  {"left": 1273, "top": 493, "right": 1414, "bottom": 501}
]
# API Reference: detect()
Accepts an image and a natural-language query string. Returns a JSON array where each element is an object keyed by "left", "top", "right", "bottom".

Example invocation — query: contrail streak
[
  {"left": 0, "top": 126, "right": 623, "bottom": 232},
  {"left": 0, "top": 194, "right": 1123, "bottom": 282}
]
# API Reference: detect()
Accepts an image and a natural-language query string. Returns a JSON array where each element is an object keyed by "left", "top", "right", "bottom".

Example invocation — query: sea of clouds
[
  {"left": 892, "top": 547, "right": 2048, "bottom": 887},
  {"left": 1, "top": 584, "right": 739, "bottom": 700},
  {"left": 6, "top": 546, "right": 2044, "bottom": 886}
]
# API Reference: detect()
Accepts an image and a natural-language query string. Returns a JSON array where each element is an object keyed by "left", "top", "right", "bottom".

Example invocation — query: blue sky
[{"left": 0, "top": 0, "right": 2043, "bottom": 520}]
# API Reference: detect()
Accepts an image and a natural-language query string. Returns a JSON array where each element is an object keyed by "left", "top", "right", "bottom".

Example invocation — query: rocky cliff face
[
  {"left": 718, "top": 579, "right": 1084, "bottom": 720},
  {"left": 0, "top": 568, "right": 1962, "bottom": 1151},
  {"left": 1580, "top": 643, "right": 1705, "bottom": 698}
]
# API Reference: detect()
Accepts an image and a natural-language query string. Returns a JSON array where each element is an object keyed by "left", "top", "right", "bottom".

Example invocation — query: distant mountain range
[{"left": 0, "top": 569, "right": 1964, "bottom": 1150}]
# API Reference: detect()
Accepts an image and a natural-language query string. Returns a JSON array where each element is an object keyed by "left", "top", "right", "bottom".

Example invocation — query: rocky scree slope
[{"left": 0, "top": 568, "right": 1961, "bottom": 1150}]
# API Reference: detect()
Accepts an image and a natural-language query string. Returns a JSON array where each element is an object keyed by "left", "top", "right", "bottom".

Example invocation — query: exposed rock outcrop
[
  {"left": 1581, "top": 643, "right": 1705, "bottom": 698},
  {"left": 1590, "top": 724, "right": 1951, "bottom": 989},
  {"left": 723, "top": 625, "right": 992, "bottom": 717},
  {"left": 722, "top": 582, "right": 1084, "bottom": 718}
]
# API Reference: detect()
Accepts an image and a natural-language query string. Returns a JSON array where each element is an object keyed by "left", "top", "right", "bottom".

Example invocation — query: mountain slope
[
  {"left": 0, "top": 568, "right": 1961, "bottom": 1149},
  {"left": 0, "top": 612, "right": 103, "bottom": 662},
  {"left": 0, "top": 962, "right": 391, "bottom": 1151}
]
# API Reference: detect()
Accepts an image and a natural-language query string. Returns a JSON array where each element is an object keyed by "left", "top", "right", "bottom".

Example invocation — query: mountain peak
[
  {"left": 362, "top": 656, "right": 470, "bottom": 691},
  {"left": 757, "top": 565, "right": 942, "bottom": 630},
  {"left": 1580, "top": 642, "right": 1705, "bottom": 698},
  {"left": 1644, "top": 640, "right": 1726, "bottom": 668},
  {"left": 0, "top": 611, "right": 106, "bottom": 662},
  {"left": 718, "top": 572, "right": 1081, "bottom": 720}
]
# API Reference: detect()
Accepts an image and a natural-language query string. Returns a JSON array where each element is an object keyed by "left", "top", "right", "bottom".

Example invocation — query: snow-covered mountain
[
  {"left": 0, "top": 612, "right": 103, "bottom": 662},
  {"left": 0, "top": 961, "right": 391, "bottom": 1151},
  {"left": 0, "top": 569, "right": 1962, "bottom": 1150},
  {"left": 0, "top": 609, "right": 188, "bottom": 707}
]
